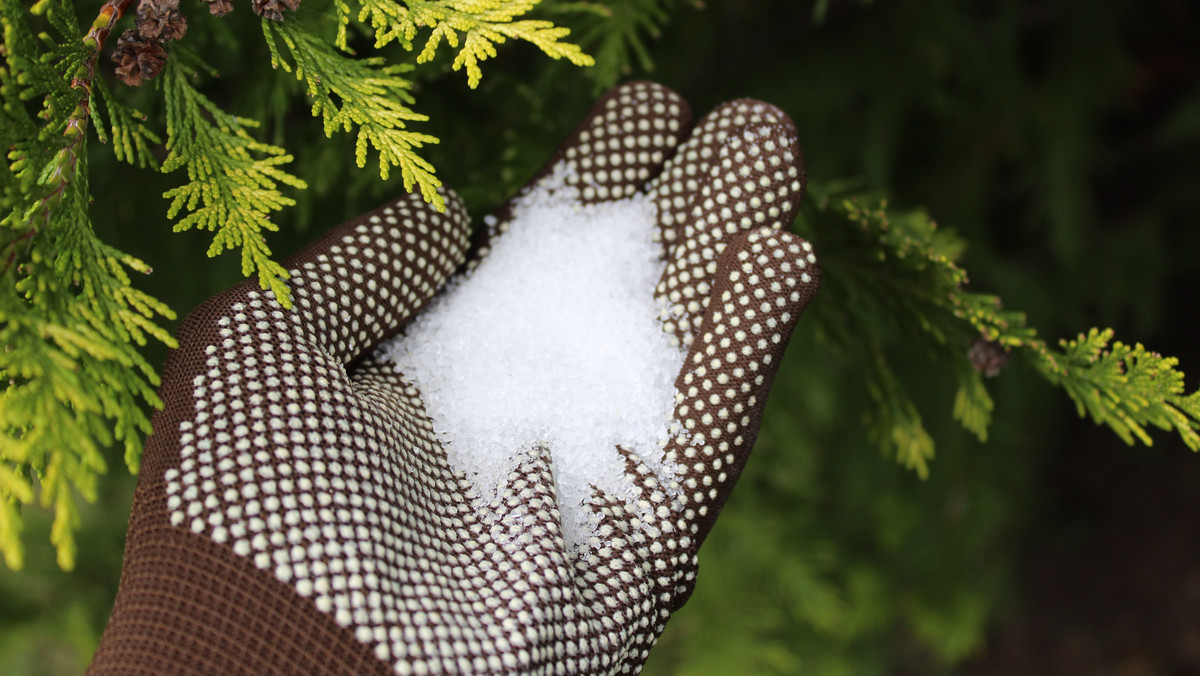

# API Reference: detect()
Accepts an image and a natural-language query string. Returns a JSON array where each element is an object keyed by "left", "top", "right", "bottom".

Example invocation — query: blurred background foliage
[{"left": 3, "top": 0, "right": 1199, "bottom": 673}]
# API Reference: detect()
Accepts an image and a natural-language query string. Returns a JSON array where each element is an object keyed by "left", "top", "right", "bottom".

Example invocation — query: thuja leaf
[
  {"left": 160, "top": 57, "right": 303, "bottom": 307},
  {"left": 263, "top": 18, "right": 443, "bottom": 209},
  {"left": 345, "top": 0, "right": 593, "bottom": 87},
  {"left": 799, "top": 183, "right": 1200, "bottom": 475},
  {"left": 93, "top": 78, "right": 162, "bottom": 170},
  {"left": 1033, "top": 329, "right": 1200, "bottom": 451},
  {"left": 3, "top": 143, "right": 174, "bottom": 569}
]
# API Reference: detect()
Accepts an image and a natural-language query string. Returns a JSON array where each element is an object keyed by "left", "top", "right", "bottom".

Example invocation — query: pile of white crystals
[{"left": 381, "top": 171, "right": 685, "bottom": 549}]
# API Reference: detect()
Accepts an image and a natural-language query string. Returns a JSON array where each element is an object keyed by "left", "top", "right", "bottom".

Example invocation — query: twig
[{"left": 1, "top": 0, "right": 135, "bottom": 277}]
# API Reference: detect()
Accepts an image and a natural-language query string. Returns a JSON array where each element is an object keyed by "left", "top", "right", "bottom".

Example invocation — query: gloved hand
[{"left": 89, "top": 81, "right": 818, "bottom": 675}]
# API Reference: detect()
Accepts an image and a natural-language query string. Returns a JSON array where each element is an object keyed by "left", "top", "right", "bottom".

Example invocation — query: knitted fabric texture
[{"left": 88, "top": 81, "right": 819, "bottom": 675}]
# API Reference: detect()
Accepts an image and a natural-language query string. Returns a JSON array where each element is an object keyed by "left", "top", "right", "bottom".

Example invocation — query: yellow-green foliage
[
  {"left": 798, "top": 184, "right": 1200, "bottom": 478},
  {"left": 1, "top": 0, "right": 175, "bottom": 570},
  {"left": 262, "top": 19, "right": 441, "bottom": 209},
  {"left": 1040, "top": 329, "right": 1200, "bottom": 451},
  {"left": 162, "top": 57, "right": 304, "bottom": 306},
  {"left": 0, "top": 0, "right": 593, "bottom": 569},
  {"left": 341, "top": 0, "right": 594, "bottom": 86}
]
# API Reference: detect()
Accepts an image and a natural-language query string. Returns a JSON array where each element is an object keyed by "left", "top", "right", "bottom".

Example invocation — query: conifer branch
[
  {"left": 2, "top": 0, "right": 129, "bottom": 273},
  {"left": 263, "top": 18, "right": 443, "bottom": 209},
  {"left": 1031, "top": 330, "right": 1200, "bottom": 452},
  {"left": 2, "top": 0, "right": 174, "bottom": 570},
  {"left": 49, "top": 0, "right": 133, "bottom": 198},
  {"left": 799, "top": 184, "right": 1200, "bottom": 473},
  {"left": 344, "top": 0, "right": 594, "bottom": 87},
  {"left": 550, "top": 0, "right": 678, "bottom": 90},
  {"left": 160, "top": 57, "right": 304, "bottom": 306},
  {"left": 863, "top": 348, "right": 936, "bottom": 478}
]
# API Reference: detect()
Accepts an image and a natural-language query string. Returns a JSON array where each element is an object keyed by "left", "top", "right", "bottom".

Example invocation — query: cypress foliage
[
  {"left": 1, "top": 0, "right": 597, "bottom": 569},
  {"left": 1, "top": 0, "right": 1197, "bottom": 671}
]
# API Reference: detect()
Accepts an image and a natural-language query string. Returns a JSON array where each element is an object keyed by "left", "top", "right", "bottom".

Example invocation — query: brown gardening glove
[{"left": 88, "top": 81, "right": 819, "bottom": 675}]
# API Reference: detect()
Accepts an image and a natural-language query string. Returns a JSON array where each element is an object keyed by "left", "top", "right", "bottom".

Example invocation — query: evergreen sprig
[
  {"left": 1, "top": 0, "right": 604, "bottom": 568},
  {"left": 93, "top": 79, "right": 161, "bottom": 169},
  {"left": 1036, "top": 329, "right": 1200, "bottom": 452},
  {"left": 263, "top": 19, "right": 442, "bottom": 209},
  {"left": 799, "top": 184, "right": 1200, "bottom": 476},
  {"left": 342, "top": 0, "right": 594, "bottom": 87},
  {"left": 1, "top": 0, "right": 174, "bottom": 570},
  {"left": 161, "top": 57, "right": 304, "bottom": 306},
  {"left": 798, "top": 188, "right": 983, "bottom": 476},
  {"left": 549, "top": 0, "right": 686, "bottom": 90}
]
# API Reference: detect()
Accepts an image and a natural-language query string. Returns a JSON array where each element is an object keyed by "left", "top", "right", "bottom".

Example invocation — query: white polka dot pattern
[
  {"left": 473, "top": 82, "right": 691, "bottom": 264},
  {"left": 90, "top": 82, "right": 820, "bottom": 676},
  {"left": 559, "top": 82, "right": 686, "bottom": 203},
  {"left": 648, "top": 98, "right": 804, "bottom": 347},
  {"left": 663, "top": 228, "right": 818, "bottom": 543},
  {"left": 649, "top": 99, "right": 790, "bottom": 247}
]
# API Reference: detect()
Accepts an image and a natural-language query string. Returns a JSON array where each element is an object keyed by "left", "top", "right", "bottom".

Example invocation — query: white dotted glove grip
[{"left": 89, "top": 82, "right": 819, "bottom": 676}]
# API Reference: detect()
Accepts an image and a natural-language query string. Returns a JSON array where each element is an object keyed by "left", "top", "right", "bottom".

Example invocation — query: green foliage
[
  {"left": 262, "top": 18, "right": 439, "bottom": 209},
  {"left": 161, "top": 57, "right": 303, "bottom": 305},
  {"left": 1039, "top": 329, "right": 1200, "bottom": 451},
  {"left": 797, "top": 187, "right": 1006, "bottom": 476},
  {"left": 267, "top": 0, "right": 596, "bottom": 206},
  {"left": 798, "top": 184, "right": 1200, "bottom": 477},
  {"left": 0, "top": 0, "right": 594, "bottom": 568},
  {"left": 1, "top": 0, "right": 175, "bottom": 570},
  {"left": 341, "top": 0, "right": 594, "bottom": 87},
  {"left": 92, "top": 80, "right": 160, "bottom": 170}
]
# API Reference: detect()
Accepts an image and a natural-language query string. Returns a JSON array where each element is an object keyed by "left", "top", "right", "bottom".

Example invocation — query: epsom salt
[{"left": 381, "top": 172, "right": 684, "bottom": 549}]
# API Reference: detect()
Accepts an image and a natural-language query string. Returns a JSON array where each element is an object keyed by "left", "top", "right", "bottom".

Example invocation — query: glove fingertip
[
  {"left": 655, "top": 119, "right": 806, "bottom": 347},
  {"left": 475, "top": 82, "right": 693, "bottom": 262},
  {"left": 666, "top": 226, "right": 819, "bottom": 548}
]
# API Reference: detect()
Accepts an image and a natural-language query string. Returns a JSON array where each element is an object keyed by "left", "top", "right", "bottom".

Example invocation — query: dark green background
[{"left": 3, "top": 0, "right": 1199, "bottom": 672}]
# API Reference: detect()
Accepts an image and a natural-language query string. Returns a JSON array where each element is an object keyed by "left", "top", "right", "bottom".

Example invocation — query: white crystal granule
[{"left": 381, "top": 171, "right": 685, "bottom": 548}]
